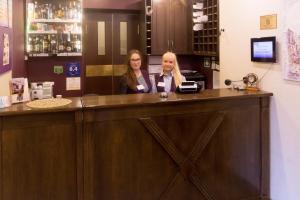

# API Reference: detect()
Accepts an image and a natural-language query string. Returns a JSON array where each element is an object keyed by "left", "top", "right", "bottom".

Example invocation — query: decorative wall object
[
  {"left": 260, "top": 14, "right": 277, "bottom": 30},
  {"left": 283, "top": 1, "right": 300, "bottom": 81},
  {"left": 0, "top": 0, "right": 11, "bottom": 75},
  {"left": 0, "top": 0, "right": 8, "bottom": 27}
]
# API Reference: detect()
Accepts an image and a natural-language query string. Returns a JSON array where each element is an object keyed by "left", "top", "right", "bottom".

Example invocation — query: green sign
[{"left": 54, "top": 65, "right": 64, "bottom": 75}]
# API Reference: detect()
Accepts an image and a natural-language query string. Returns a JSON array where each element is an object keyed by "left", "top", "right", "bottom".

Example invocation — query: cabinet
[
  {"left": 149, "top": 0, "right": 192, "bottom": 55},
  {"left": 193, "top": 0, "right": 219, "bottom": 56},
  {"left": 26, "top": 0, "right": 83, "bottom": 57}
]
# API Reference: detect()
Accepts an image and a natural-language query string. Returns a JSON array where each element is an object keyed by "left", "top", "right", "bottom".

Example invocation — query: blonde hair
[{"left": 162, "top": 52, "right": 183, "bottom": 87}]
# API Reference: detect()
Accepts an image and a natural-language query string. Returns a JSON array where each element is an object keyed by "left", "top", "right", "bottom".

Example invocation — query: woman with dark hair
[{"left": 120, "top": 49, "right": 152, "bottom": 94}]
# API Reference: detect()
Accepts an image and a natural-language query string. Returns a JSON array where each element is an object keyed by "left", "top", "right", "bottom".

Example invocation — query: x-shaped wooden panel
[{"left": 140, "top": 111, "right": 226, "bottom": 200}]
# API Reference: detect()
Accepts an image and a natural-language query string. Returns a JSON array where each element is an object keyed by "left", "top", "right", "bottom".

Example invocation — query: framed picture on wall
[
  {"left": 0, "top": 0, "right": 9, "bottom": 27},
  {"left": 283, "top": 1, "right": 300, "bottom": 82},
  {"left": 204, "top": 57, "right": 211, "bottom": 68}
]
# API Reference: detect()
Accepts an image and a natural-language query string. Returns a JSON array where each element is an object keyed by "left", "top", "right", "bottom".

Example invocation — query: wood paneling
[
  {"left": 1, "top": 111, "right": 83, "bottom": 200},
  {"left": 0, "top": 89, "right": 272, "bottom": 200},
  {"left": 82, "top": 90, "right": 272, "bottom": 200}
]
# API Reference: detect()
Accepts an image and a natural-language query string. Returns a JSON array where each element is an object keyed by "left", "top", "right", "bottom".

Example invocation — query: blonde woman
[{"left": 154, "top": 52, "right": 186, "bottom": 92}]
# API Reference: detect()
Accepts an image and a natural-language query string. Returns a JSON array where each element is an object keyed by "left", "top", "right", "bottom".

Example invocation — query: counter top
[
  {"left": 0, "top": 89, "right": 273, "bottom": 116},
  {"left": 0, "top": 97, "right": 82, "bottom": 116},
  {"left": 82, "top": 88, "right": 273, "bottom": 109}
]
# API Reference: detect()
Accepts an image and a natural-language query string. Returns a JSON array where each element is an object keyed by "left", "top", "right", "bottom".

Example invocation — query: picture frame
[
  {"left": 204, "top": 57, "right": 211, "bottom": 68},
  {"left": 0, "top": 0, "right": 9, "bottom": 27}
]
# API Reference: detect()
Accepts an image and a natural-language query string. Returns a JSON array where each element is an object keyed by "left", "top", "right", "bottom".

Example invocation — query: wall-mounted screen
[{"left": 251, "top": 36, "right": 276, "bottom": 62}]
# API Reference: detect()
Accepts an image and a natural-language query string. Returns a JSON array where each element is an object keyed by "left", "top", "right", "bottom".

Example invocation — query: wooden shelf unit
[
  {"left": 145, "top": 0, "right": 152, "bottom": 55},
  {"left": 193, "top": 0, "right": 219, "bottom": 56}
]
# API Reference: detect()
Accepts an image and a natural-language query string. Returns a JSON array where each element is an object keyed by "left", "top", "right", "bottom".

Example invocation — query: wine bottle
[
  {"left": 50, "top": 34, "right": 57, "bottom": 54},
  {"left": 66, "top": 32, "right": 72, "bottom": 52},
  {"left": 58, "top": 33, "right": 65, "bottom": 53}
]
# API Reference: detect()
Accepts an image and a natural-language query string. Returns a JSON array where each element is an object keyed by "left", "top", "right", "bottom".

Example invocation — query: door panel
[
  {"left": 170, "top": 0, "right": 192, "bottom": 54},
  {"left": 84, "top": 12, "right": 113, "bottom": 95},
  {"left": 152, "top": 0, "right": 170, "bottom": 55},
  {"left": 113, "top": 13, "right": 141, "bottom": 94},
  {"left": 84, "top": 11, "right": 141, "bottom": 95}
]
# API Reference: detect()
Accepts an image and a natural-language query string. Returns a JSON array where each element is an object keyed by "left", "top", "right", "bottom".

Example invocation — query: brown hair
[{"left": 124, "top": 49, "right": 143, "bottom": 90}]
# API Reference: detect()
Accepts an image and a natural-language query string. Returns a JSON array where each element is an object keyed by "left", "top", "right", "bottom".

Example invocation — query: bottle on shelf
[
  {"left": 42, "top": 35, "right": 50, "bottom": 53},
  {"left": 75, "top": 35, "right": 81, "bottom": 52},
  {"left": 27, "top": 36, "right": 33, "bottom": 53},
  {"left": 48, "top": 3, "right": 53, "bottom": 19},
  {"left": 58, "top": 32, "right": 65, "bottom": 53},
  {"left": 56, "top": 4, "right": 63, "bottom": 19},
  {"left": 65, "top": 32, "right": 72, "bottom": 52},
  {"left": 34, "top": 36, "right": 42, "bottom": 53},
  {"left": 50, "top": 34, "right": 57, "bottom": 54}
]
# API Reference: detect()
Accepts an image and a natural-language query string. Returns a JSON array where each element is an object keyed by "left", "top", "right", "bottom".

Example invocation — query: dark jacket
[
  {"left": 154, "top": 74, "right": 177, "bottom": 92},
  {"left": 120, "top": 70, "right": 152, "bottom": 94}
]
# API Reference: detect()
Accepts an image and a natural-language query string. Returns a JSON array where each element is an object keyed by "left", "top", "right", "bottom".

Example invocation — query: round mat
[{"left": 26, "top": 98, "right": 72, "bottom": 109}]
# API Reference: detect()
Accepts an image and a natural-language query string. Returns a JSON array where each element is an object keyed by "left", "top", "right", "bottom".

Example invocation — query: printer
[
  {"left": 30, "top": 81, "right": 54, "bottom": 100},
  {"left": 177, "top": 81, "right": 200, "bottom": 93}
]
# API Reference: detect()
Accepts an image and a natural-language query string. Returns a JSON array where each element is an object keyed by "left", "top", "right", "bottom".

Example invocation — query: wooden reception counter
[{"left": 0, "top": 89, "right": 272, "bottom": 200}]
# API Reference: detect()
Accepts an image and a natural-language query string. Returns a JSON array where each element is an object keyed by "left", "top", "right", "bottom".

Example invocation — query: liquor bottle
[
  {"left": 57, "top": 4, "right": 62, "bottom": 19},
  {"left": 72, "top": 35, "right": 81, "bottom": 52},
  {"left": 58, "top": 33, "right": 65, "bottom": 53},
  {"left": 50, "top": 34, "right": 57, "bottom": 54},
  {"left": 65, "top": 32, "right": 72, "bottom": 52},
  {"left": 42, "top": 35, "right": 50, "bottom": 53},
  {"left": 77, "top": 2, "right": 82, "bottom": 20},
  {"left": 48, "top": 3, "right": 53, "bottom": 19},
  {"left": 34, "top": 1, "right": 39, "bottom": 19},
  {"left": 34, "top": 36, "right": 41, "bottom": 53},
  {"left": 27, "top": 36, "right": 33, "bottom": 53}
]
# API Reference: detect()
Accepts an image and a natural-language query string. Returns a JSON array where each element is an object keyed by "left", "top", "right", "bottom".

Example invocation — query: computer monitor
[{"left": 251, "top": 36, "right": 276, "bottom": 63}]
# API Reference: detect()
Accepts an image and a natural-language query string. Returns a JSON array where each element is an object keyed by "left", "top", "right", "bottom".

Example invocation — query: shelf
[
  {"left": 29, "top": 19, "right": 82, "bottom": 23},
  {"left": 28, "top": 30, "right": 57, "bottom": 34},
  {"left": 193, "top": 0, "right": 219, "bottom": 56},
  {"left": 28, "top": 31, "right": 82, "bottom": 35},
  {"left": 28, "top": 52, "right": 82, "bottom": 57}
]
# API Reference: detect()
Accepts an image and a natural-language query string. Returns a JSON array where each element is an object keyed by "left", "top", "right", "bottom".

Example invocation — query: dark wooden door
[
  {"left": 84, "top": 11, "right": 113, "bottom": 95},
  {"left": 151, "top": 0, "right": 192, "bottom": 55},
  {"left": 170, "top": 0, "right": 192, "bottom": 54},
  {"left": 112, "top": 13, "right": 141, "bottom": 94},
  {"left": 84, "top": 11, "right": 141, "bottom": 95},
  {"left": 151, "top": 0, "right": 170, "bottom": 55}
]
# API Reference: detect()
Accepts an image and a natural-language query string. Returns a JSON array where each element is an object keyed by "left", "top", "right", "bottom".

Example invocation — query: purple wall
[{"left": 12, "top": 0, "right": 26, "bottom": 78}]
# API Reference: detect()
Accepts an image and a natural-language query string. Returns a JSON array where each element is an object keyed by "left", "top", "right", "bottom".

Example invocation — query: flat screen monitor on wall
[{"left": 251, "top": 36, "right": 276, "bottom": 63}]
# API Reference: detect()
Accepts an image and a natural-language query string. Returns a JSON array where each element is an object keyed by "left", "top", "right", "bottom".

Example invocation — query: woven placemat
[{"left": 26, "top": 98, "right": 72, "bottom": 109}]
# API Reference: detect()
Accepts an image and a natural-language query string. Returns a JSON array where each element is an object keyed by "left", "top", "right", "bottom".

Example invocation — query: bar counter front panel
[{"left": 0, "top": 89, "right": 272, "bottom": 200}]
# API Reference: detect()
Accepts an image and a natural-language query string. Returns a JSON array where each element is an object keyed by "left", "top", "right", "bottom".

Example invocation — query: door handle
[
  {"left": 171, "top": 40, "right": 174, "bottom": 50},
  {"left": 167, "top": 40, "right": 170, "bottom": 50}
]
